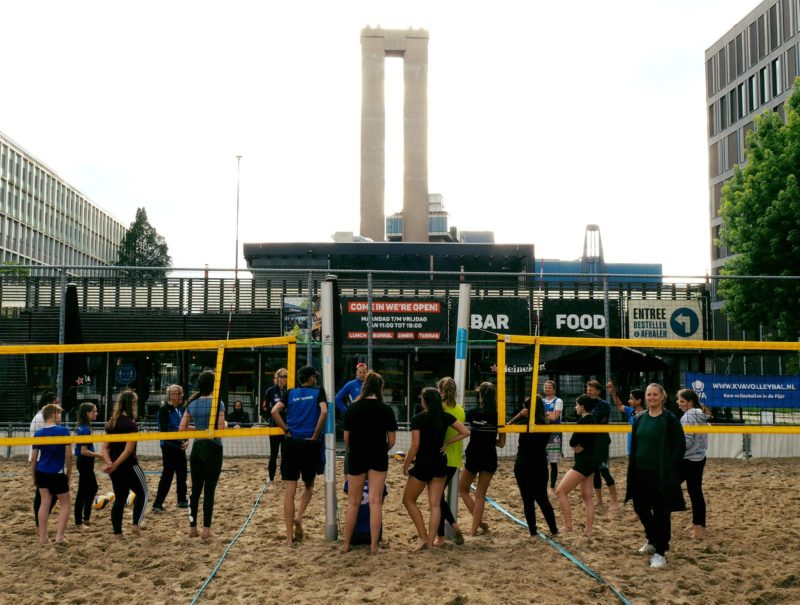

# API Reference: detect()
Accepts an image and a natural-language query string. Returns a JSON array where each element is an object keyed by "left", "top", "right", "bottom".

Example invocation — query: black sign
[
  {"left": 341, "top": 298, "right": 446, "bottom": 342},
  {"left": 540, "top": 299, "right": 620, "bottom": 338},
  {"left": 449, "top": 297, "right": 530, "bottom": 338}
]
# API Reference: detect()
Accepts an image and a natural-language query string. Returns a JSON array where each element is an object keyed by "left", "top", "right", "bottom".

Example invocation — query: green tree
[
  {"left": 718, "top": 80, "right": 800, "bottom": 340},
  {"left": 115, "top": 207, "right": 172, "bottom": 280},
  {"left": 0, "top": 262, "right": 30, "bottom": 276}
]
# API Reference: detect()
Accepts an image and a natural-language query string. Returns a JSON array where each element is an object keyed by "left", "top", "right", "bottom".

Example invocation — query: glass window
[
  {"left": 706, "top": 58, "right": 715, "bottom": 97},
  {"left": 769, "top": 3, "right": 780, "bottom": 51},
  {"left": 758, "top": 15, "right": 767, "bottom": 59},
  {"left": 760, "top": 66, "right": 769, "bottom": 104},
  {"left": 783, "top": 0, "right": 793, "bottom": 40},
  {"left": 720, "top": 95, "right": 728, "bottom": 130},
  {"left": 749, "top": 22, "right": 759, "bottom": 68},
  {"left": 772, "top": 57, "right": 783, "bottom": 96},
  {"left": 717, "top": 48, "right": 727, "bottom": 89},
  {"left": 748, "top": 75, "right": 756, "bottom": 112},
  {"left": 736, "top": 33, "right": 745, "bottom": 76}
]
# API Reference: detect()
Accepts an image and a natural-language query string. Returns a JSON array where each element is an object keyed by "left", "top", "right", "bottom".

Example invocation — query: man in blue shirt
[
  {"left": 271, "top": 366, "right": 327, "bottom": 545},
  {"left": 334, "top": 363, "right": 367, "bottom": 416},
  {"left": 152, "top": 384, "right": 189, "bottom": 512}
]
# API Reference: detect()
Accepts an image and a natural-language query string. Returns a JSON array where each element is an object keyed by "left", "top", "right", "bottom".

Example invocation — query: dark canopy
[{"left": 538, "top": 346, "right": 669, "bottom": 375}]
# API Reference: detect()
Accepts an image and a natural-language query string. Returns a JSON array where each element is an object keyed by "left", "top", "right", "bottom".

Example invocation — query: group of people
[
  {"left": 30, "top": 370, "right": 226, "bottom": 543},
  {"left": 30, "top": 365, "right": 709, "bottom": 569}
]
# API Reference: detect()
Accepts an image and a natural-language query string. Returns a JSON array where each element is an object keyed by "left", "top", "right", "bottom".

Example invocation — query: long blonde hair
[{"left": 438, "top": 377, "right": 458, "bottom": 408}]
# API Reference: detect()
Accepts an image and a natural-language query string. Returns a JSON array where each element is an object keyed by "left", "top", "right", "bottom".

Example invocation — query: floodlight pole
[
  {"left": 234, "top": 155, "right": 242, "bottom": 279},
  {"left": 321, "top": 276, "right": 338, "bottom": 541},
  {"left": 449, "top": 282, "right": 471, "bottom": 533}
]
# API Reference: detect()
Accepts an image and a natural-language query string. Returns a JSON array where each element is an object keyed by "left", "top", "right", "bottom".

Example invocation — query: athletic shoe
[
  {"left": 177, "top": 501, "right": 189, "bottom": 509},
  {"left": 650, "top": 553, "right": 667, "bottom": 568},
  {"left": 152, "top": 505, "right": 166, "bottom": 513},
  {"left": 638, "top": 542, "right": 656, "bottom": 555}
]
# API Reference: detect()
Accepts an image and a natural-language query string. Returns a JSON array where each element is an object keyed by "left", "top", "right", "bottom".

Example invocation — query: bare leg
[
  {"left": 295, "top": 480, "right": 315, "bottom": 541},
  {"left": 458, "top": 469, "right": 477, "bottom": 517},
  {"left": 608, "top": 484, "right": 621, "bottom": 512},
  {"left": 367, "top": 470, "right": 387, "bottom": 554},
  {"left": 283, "top": 480, "right": 298, "bottom": 545},
  {"left": 594, "top": 485, "right": 604, "bottom": 507},
  {"left": 580, "top": 476, "right": 594, "bottom": 535},
  {"left": 555, "top": 470, "right": 587, "bottom": 532},
  {"left": 470, "top": 472, "right": 494, "bottom": 536},
  {"left": 403, "top": 476, "right": 428, "bottom": 549},
  {"left": 427, "top": 477, "right": 446, "bottom": 549},
  {"left": 37, "top": 489, "right": 52, "bottom": 544},
  {"left": 54, "top": 492, "right": 70, "bottom": 542},
  {"left": 342, "top": 474, "right": 366, "bottom": 552}
]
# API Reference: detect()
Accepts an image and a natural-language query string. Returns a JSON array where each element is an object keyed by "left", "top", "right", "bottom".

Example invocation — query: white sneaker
[
  {"left": 638, "top": 542, "right": 656, "bottom": 555},
  {"left": 650, "top": 553, "right": 667, "bottom": 568}
]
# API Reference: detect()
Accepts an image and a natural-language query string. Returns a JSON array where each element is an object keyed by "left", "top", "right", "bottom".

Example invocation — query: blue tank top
[{"left": 286, "top": 386, "right": 323, "bottom": 439}]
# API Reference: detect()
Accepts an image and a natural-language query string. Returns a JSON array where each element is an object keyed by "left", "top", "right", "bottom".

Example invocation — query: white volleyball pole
[
  {"left": 321, "top": 276, "right": 338, "bottom": 541},
  {"left": 449, "top": 282, "right": 471, "bottom": 533}
]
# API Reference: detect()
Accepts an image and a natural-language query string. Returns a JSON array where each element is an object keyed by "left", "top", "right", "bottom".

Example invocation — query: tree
[
  {"left": 718, "top": 80, "right": 800, "bottom": 340},
  {"left": 115, "top": 207, "right": 172, "bottom": 280}
]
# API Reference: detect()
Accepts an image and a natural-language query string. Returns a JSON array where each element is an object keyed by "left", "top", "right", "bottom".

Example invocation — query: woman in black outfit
[
  {"left": 342, "top": 371, "right": 397, "bottom": 554},
  {"left": 511, "top": 396, "right": 558, "bottom": 536},
  {"left": 555, "top": 395, "right": 598, "bottom": 535},
  {"left": 626, "top": 383, "right": 685, "bottom": 568},
  {"left": 403, "top": 388, "right": 469, "bottom": 551},
  {"left": 227, "top": 400, "right": 251, "bottom": 428}
]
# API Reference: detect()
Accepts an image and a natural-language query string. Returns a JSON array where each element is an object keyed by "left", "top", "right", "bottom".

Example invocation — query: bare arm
[
  {"left": 310, "top": 401, "right": 327, "bottom": 441},
  {"left": 444, "top": 420, "right": 470, "bottom": 448},
  {"left": 403, "top": 430, "right": 421, "bottom": 476},
  {"left": 387, "top": 431, "right": 396, "bottom": 451},
  {"left": 105, "top": 440, "right": 136, "bottom": 474},
  {"left": 607, "top": 382, "right": 625, "bottom": 411},
  {"left": 64, "top": 445, "right": 73, "bottom": 479},
  {"left": 271, "top": 402, "right": 288, "bottom": 434}
]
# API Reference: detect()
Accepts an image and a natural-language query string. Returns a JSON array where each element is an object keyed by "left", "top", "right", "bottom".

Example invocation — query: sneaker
[
  {"left": 177, "top": 501, "right": 189, "bottom": 509},
  {"left": 638, "top": 542, "right": 656, "bottom": 555},
  {"left": 650, "top": 553, "right": 667, "bottom": 568},
  {"left": 152, "top": 505, "right": 166, "bottom": 513}
]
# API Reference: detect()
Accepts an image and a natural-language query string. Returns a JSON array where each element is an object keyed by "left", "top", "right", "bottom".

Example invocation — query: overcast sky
[{"left": 1, "top": 0, "right": 761, "bottom": 277}]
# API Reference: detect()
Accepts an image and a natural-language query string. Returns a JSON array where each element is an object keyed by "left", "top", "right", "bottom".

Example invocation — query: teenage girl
[
  {"left": 677, "top": 388, "right": 708, "bottom": 539},
  {"left": 103, "top": 391, "right": 149, "bottom": 539},
  {"left": 555, "top": 395, "right": 598, "bottom": 535},
  {"left": 74, "top": 402, "right": 103, "bottom": 529},
  {"left": 180, "top": 370, "right": 226, "bottom": 539},
  {"left": 403, "top": 387, "right": 469, "bottom": 550},
  {"left": 542, "top": 380, "right": 563, "bottom": 494},
  {"left": 435, "top": 377, "right": 466, "bottom": 546},
  {"left": 459, "top": 382, "right": 506, "bottom": 536},
  {"left": 342, "top": 371, "right": 397, "bottom": 554},
  {"left": 31, "top": 403, "right": 72, "bottom": 544},
  {"left": 608, "top": 383, "right": 645, "bottom": 454}
]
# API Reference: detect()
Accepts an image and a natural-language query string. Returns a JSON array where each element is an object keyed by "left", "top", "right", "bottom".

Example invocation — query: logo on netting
[{"left": 691, "top": 379, "right": 705, "bottom": 392}]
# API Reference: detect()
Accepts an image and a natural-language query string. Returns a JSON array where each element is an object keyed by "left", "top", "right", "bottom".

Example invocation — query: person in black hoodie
[
  {"left": 555, "top": 395, "right": 598, "bottom": 535},
  {"left": 511, "top": 396, "right": 558, "bottom": 536},
  {"left": 227, "top": 400, "right": 251, "bottom": 428},
  {"left": 263, "top": 368, "right": 289, "bottom": 482}
]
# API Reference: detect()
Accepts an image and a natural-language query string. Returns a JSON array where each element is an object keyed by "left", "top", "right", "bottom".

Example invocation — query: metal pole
[
  {"left": 56, "top": 269, "right": 66, "bottom": 404},
  {"left": 321, "top": 276, "right": 338, "bottom": 541},
  {"left": 603, "top": 275, "right": 610, "bottom": 384},
  {"left": 449, "top": 282, "right": 471, "bottom": 532},
  {"left": 234, "top": 155, "right": 242, "bottom": 277},
  {"left": 307, "top": 272, "right": 313, "bottom": 365},
  {"left": 367, "top": 272, "right": 373, "bottom": 369}
]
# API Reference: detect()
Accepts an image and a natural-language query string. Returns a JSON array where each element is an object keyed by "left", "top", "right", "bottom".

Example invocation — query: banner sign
[
  {"left": 628, "top": 300, "right": 703, "bottom": 340},
  {"left": 540, "top": 299, "right": 620, "bottom": 338},
  {"left": 449, "top": 297, "right": 530, "bottom": 337},
  {"left": 342, "top": 298, "right": 446, "bottom": 342},
  {"left": 282, "top": 295, "right": 321, "bottom": 342},
  {"left": 686, "top": 372, "right": 800, "bottom": 408}
]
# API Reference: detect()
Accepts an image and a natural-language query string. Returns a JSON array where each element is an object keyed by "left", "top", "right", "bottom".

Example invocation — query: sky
[{"left": 1, "top": 0, "right": 762, "bottom": 277}]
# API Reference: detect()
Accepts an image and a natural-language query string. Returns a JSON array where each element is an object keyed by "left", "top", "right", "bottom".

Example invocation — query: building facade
[
  {"left": 0, "top": 130, "right": 126, "bottom": 270},
  {"left": 705, "top": 0, "right": 800, "bottom": 299}
]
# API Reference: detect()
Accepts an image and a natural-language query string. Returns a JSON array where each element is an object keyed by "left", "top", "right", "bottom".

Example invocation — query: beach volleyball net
[
  {"left": 0, "top": 336, "right": 296, "bottom": 456},
  {"left": 496, "top": 334, "right": 800, "bottom": 437}
]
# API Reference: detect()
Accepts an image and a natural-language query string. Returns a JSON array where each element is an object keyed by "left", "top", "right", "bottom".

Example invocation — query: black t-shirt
[
  {"left": 106, "top": 415, "right": 138, "bottom": 467},
  {"left": 517, "top": 431, "right": 549, "bottom": 463},
  {"left": 466, "top": 407, "right": 498, "bottom": 452},
  {"left": 410, "top": 411, "right": 457, "bottom": 463},
  {"left": 344, "top": 398, "right": 398, "bottom": 459}
]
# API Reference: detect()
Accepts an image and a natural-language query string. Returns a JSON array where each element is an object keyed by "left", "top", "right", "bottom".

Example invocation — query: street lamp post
[{"left": 234, "top": 155, "right": 242, "bottom": 279}]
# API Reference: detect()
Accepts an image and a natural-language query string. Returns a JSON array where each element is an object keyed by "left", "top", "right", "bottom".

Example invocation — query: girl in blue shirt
[{"left": 31, "top": 403, "right": 72, "bottom": 544}]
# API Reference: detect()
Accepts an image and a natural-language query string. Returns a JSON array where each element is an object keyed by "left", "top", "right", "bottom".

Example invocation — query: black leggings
[
  {"left": 268, "top": 435, "right": 284, "bottom": 482},
  {"left": 110, "top": 463, "right": 148, "bottom": 535},
  {"left": 548, "top": 463, "right": 558, "bottom": 489},
  {"left": 632, "top": 469, "right": 672, "bottom": 556},
  {"left": 437, "top": 466, "right": 459, "bottom": 537},
  {"left": 593, "top": 464, "right": 615, "bottom": 489},
  {"left": 682, "top": 458, "right": 706, "bottom": 527},
  {"left": 74, "top": 457, "right": 98, "bottom": 525},
  {"left": 514, "top": 459, "right": 558, "bottom": 535},
  {"left": 190, "top": 440, "right": 223, "bottom": 528}
]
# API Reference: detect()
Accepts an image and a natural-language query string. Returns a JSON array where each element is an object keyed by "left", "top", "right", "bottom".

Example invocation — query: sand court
[{"left": 1, "top": 456, "right": 799, "bottom": 604}]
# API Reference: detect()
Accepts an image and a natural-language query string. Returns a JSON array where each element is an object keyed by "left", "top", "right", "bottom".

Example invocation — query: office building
[
  {"left": 706, "top": 0, "right": 800, "bottom": 302},
  {"left": 0, "top": 130, "right": 126, "bottom": 270}
]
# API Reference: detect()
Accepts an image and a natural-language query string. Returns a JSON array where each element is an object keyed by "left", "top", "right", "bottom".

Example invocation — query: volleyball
[
  {"left": 93, "top": 492, "right": 113, "bottom": 510},
  {"left": 126, "top": 492, "right": 136, "bottom": 507},
  {"left": 391, "top": 451, "right": 406, "bottom": 461}
]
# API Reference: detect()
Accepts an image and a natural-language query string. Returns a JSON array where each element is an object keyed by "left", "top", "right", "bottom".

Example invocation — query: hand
[
  {"left": 181, "top": 440, "right": 189, "bottom": 450},
  {"left": 104, "top": 463, "right": 116, "bottom": 474},
  {"left": 403, "top": 467, "right": 409, "bottom": 477},
  {"left": 519, "top": 408, "right": 529, "bottom": 418},
  {"left": 573, "top": 445, "right": 583, "bottom": 454},
  {"left": 233, "top": 424, "right": 240, "bottom": 429}
]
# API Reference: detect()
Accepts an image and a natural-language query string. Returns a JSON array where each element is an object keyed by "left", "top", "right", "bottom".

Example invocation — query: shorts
[
  {"left": 464, "top": 446, "right": 498, "bottom": 474},
  {"left": 572, "top": 453, "right": 597, "bottom": 478},
  {"left": 281, "top": 438, "right": 322, "bottom": 485},
  {"left": 409, "top": 456, "right": 447, "bottom": 483},
  {"left": 35, "top": 471, "right": 69, "bottom": 495},
  {"left": 347, "top": 448, "right": 389, "bottom": 476}
]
